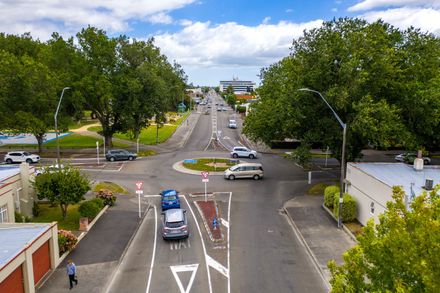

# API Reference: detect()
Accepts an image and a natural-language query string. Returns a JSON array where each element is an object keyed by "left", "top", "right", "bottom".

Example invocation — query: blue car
[{"left": 160, "top": 189, "right": 181, "bottom": 210}]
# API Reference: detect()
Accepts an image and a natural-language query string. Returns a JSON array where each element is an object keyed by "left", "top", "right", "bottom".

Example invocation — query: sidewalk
[
  {"left": 37, "top": 194, "right": 144, "bottom": 293},
  {"left": 284, "top": 195, "right": 356, "bottom": 283}
]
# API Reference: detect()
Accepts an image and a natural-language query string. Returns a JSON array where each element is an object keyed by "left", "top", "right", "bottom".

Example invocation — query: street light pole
[
  {"left": 54, "top": 87, "right": 70, "bottom": 168},
  {"left": 298, "top": 88, "right": 347, "bottom": 228}
]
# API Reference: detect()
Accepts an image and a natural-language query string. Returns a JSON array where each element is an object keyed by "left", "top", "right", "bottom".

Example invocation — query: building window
[
  {"left": 0, "top": 204, "right": 9, "bottom": 223},
  {"left": 370, "top": 202, "right": 375, "bottom": 215}
]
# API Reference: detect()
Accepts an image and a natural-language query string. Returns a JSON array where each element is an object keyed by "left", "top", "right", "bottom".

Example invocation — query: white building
[
  {"left": 345, "top": 162, "right": 440, "bottom": 226},
  {"left": 219, "top": 79, "right": 255, "bottom": 94}
]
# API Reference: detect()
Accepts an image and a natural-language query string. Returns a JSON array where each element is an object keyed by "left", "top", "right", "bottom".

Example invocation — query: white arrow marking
[
  {"left": 221, "top": 218, "right": 229, "bottom": 228},
  {"left": 170, "top": 263, "right": 199, "bottom": 293},
  {"left": 206, "top": 254, "right": 229, "bottom": 278},
  {"left": 223, "top": 136, "right": 230, "bottom": 140}
]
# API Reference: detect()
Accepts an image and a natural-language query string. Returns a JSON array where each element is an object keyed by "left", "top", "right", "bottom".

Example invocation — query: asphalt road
[{"left": 83, "top": 93, "right": 327, "bottom": 293}]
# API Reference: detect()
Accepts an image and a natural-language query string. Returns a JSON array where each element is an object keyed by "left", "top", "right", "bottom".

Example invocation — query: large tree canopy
[{"left": 244, "top": 18, "right": 440, "bottom": 161}]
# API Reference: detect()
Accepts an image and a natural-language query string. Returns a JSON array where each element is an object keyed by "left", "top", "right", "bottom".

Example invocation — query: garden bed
[
  {"left": 183, "top": 158, "right": 236, "bottom": 172},
  {"left": 195, "top": 200, "right": 223, "bottom": 241}
]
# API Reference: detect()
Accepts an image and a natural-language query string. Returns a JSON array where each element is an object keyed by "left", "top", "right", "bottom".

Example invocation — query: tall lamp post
[
  {"left": 298, "top": 88, "right": 347, "bottom": 228},
  {"left": 54, "top": 87, "right": 71, "bottom": 168}
]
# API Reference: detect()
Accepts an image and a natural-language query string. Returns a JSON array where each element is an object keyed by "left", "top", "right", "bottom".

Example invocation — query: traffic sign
[
  {"left": 136, "top": 181, "right": 143, "bottom": 190},
  {"left": 135, "top": 190, "right": 143, "bottom": 194},
  {"left": 201, "top": 171, "right": 209, "bottom": 179}
]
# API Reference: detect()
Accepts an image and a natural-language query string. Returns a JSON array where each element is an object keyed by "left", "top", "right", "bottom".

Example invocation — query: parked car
[
  {"left": 4, "top": 151, "right": 40, "bottom": 164},
  {"left": 224, "top": 163, "right": 263, "bottom": 180},
  {"left": 35, "top": 164, "right": 65, "bottom": 176},
  {"left": 228, "top": 119, "right": 237, "bottom": 129},
  {"left": 160, "top": 189, "right": 181, "bottom": 210},
  {"left": 395, "top": 153, "right": 431, "bottom": 165},
  {"left": 105, "top": 149, "right": 137, "bottom": 162},
  {"left": 230, "top": 146, "right": 257, "bottom": 159},
  {"left": 162, "top": 208, "right": 189, "bottom": 240}
]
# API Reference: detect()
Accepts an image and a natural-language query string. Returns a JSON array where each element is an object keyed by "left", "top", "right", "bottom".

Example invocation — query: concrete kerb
[
  {"left": 282, "top": 203, "right": 331, "bottom": 290},
  {"left": 103, "top": 202, "right": 151, "bottom": 293},
  {"left": 35, "top": 204, "right": 110, "bottom": 290}
]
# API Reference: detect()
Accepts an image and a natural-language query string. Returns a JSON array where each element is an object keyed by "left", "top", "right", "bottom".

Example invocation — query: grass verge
[
  {"left": 183, "top": 158, "right": 236, "bottom": 172},
  {"left": 307, "top": 182, "right": 331, "bottom": 195},
  {"left": 32, "top": 203, "right": 81, "bottom": 231},
  {"left": 93, "top": 181, "right": 128, "bottom": 194},
  {"left": 89, "top": 125, "right": 178, "bottom": 145}
]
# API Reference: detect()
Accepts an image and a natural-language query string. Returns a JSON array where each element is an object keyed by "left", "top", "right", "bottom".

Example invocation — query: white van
[{"left": 224, "top": 163, "right": 263, "bottom": 180}]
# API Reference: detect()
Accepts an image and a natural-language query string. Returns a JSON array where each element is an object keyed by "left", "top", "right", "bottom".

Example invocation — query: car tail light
[
  {"left": 181, "top": 226, "right": 188, "bottom": 231},
  {"left": 164, "top": 227, "right": 171, "bottom": 232}
]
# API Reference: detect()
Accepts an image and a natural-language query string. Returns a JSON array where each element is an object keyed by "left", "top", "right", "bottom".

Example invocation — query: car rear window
[
  {"left": 166, "top": 221, "right": 184, "bottom": 228},
  {"left": 164, "top": 195, "right": 177, "bottom": 201}
]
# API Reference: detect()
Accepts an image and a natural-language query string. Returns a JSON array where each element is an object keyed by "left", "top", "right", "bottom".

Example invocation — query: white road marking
[
  {"left": 145, "top": 205, "right": 158, "bottom": 293},
  {"left": 142, "top": 194, "right": 161, "bottom": 198},
  {"left": 227, "top": 192, "right": 232, "bottom": 293},
  {"left": 223, "top": 136, "right": 230, "bottom": 140},
  {"left": 206, "top": 254, "right": 229, "bottom": 278},
  {"left": 221, "top": 218, "right": 229, "bottom": 228},
  {"left": 170, "top": 264, "right": 199, "bottom": 293},
  {"left": 182, "top": 195, "right": 213, "bottom": 293},
  {"left": 170, "top": 239, "right": 191, "bottom": 250}
]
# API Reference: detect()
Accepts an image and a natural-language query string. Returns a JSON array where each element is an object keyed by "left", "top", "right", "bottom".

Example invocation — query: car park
[
  {"left": 4, "top": 151, "right": 40, "bottom": 164},
  {"left": 162, "top": 208, "right": 189, "bottom": 240},
  {"left": 228, "top": 119, "right": 237, "bottom": 129},
  {"left": 160, "top": 189, "right": 181, "bottom": 210},
  {"left": 224, "top": 162, "right": 263, "bottom": 180},
  {"left": 230, "top": 146, "right": 257, "bottom": 159},
  {"left": 105, "top": 149, "right": 137, "bottom": 161},
  {"left": 395, "top": 152, "right": 431, "bottom": 165}
]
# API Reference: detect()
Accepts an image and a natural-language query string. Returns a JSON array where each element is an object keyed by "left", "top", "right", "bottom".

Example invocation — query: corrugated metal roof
[
  {"left": 350, "top": 163, "right": 440, "bottom": 196},
  {"left": 0, "top": 224, "right": 51, "bottom": 267}
]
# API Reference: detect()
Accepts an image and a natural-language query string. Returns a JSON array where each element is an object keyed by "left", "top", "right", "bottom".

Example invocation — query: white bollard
[{"left": 308, "top": 171, "right": 312, "bottom": 184}]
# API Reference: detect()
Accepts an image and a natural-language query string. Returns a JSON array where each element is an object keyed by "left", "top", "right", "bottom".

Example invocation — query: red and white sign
[
  {"left": 201, "top": 171, "right": 209, "bottom": 183},
  {"left": 135, "top": 181, "right": 143, "bottom": 190}
]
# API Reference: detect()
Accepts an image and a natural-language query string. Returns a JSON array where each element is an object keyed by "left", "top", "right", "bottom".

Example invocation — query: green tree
[
  {"left": 34, "top": 166, "right": 90, "bottom": 220},
  {"left": 329, "top": 186, "right": 440, "bottom": 292}
]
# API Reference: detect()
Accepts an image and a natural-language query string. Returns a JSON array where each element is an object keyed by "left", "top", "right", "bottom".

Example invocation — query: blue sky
[{"left": 0, "top": 0, "right": 439, "bottom": 86}]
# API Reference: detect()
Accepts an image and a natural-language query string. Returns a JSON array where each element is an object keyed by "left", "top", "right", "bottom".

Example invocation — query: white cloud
[
  {"left": 262, "top": 17, "right": 271, "bottom": 24},
  {"left": 348, "top": 0, "right": 440, "bottom": 12},
  {"left": 154, "top": 20, "right": 323, "bottom": 70},
  {"left": 359, "top": 7, "right": 440, "bottom": 34},
  {"left": 0, "top": 0, "right": 197, "bottom": 39}
]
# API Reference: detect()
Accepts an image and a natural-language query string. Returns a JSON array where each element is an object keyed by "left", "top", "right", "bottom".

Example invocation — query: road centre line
[
  {"left": 182, "top": 195, "right": 213, "bottom": 293},
  {"left": 145, "top": 205, "right": 158, "bottom": 293}
]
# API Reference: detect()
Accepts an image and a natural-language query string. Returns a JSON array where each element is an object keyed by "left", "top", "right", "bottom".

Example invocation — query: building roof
[
  {"left": 0, "top": 166, "right": 21, "bottom": 182},
  {"left": 0, "top": 224, "right": 52, "bottom": 268},
  {"left": 236, "top": 94, "right": 254, "bottom": 100},
  {"left": 349, "top": 162, "right": 440, "bottom": 196}
]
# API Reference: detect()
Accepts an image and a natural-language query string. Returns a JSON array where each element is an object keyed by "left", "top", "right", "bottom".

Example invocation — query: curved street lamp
[
  {"left": 54, "top": 87, "right": 71, "bottom": 168},
  {"left": 298, "top": 88, "right": 347, "bottom": 228}
]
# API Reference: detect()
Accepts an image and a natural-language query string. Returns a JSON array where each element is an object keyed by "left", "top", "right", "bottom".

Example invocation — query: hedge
[
  {"left": 333, "top": 193, "right": 357, "bottom": 222},
  {"left": 324, "top": 185, "right": 340, "bottom": 208},
  {"left": 78, "top": 200, "right": 102, "bottom": 220}
]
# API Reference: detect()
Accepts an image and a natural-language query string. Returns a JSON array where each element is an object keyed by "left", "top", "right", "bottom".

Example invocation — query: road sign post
[
  {"left": 136, "top": 181, "right": 144, "bottom": 218},
  {"left": 201, "top": 172, "right": 209, "bottom": 202},
  {"left": 96, "top": 141, "right": 99, "bottom": 164}
]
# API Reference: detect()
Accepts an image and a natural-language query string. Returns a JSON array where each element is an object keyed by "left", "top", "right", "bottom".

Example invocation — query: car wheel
[
  {"left": 6, "top": 158, "right": 12, "bottom": 164},
  {"left": 424, "top": 159, "right": 430, "bottom": 165},
  {"left": 232, "top": 153, "right": 238, "bottom": 158},
  {"left": 253, "top": 174, "right": 260, "bottom": 180},
  {"left": 109, "top": 157, "right": 115, "bottom": 162},
  {"left": 228, "top": 175, "right": 235, "bottom": 180},
  {"left": 249, "top": 154, "right": 255, "bottom": 159},
  {"left": 128, "top": 156, "right": 133, "bottom": 161},
  {"left": 26, "top": 159, "right": 32, "bottom": 164}
]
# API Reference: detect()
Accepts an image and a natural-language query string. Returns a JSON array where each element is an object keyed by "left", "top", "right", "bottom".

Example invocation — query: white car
[
  {"left": 35, "top": 164, "right": 64, "bottom": 176},
  {"left": 230, "top": 146, "right": 257, "bottom": 159},
  {"left": 228, "top": 120, "right": 237, "bottom": 129},
  {"left": 4, "top": 151, "right": 40, "bottom": 164}
]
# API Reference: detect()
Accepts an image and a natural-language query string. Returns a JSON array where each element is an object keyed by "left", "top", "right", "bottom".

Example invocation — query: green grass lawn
[
  {"left": 183, "top": 158, "right": 236, "bottom": 172},
  {"left": 32, "top": 203, "right": 81, "bottom": 231},
  {"left": 93, "top": 181, "right": 128, "bottom": 194},
  {"left": 44, "top": 133, "right": 129, "bottom": 148},
  {"left": 307, "top": 182, "right": 330, "bottom": 195},
  {"left": 89, "top": 125, "right": 178, "bottom": 145}
]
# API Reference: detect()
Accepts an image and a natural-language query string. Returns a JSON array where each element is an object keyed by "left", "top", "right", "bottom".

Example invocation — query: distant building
[
  {"left": 345, "top": 162, "right": 440, "bottom": 226},
  {"left": 219, "top": 79, "right": 255, "bottom": 94}
]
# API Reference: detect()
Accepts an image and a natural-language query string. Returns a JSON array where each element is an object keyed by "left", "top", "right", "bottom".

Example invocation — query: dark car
[
  {"left": 160, "top": 189, "right": 181, "bottom": 210},
  {"left": 105, "top": 149, "right": 137, "bottom": 162}
]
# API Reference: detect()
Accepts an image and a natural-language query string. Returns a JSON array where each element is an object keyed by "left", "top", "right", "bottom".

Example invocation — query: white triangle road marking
[
  {"left": 205, "top": 254, "right": 229, "bottom": 278},
  {"left": 170, "top": 263, "right": 199, "bottom": 293}
]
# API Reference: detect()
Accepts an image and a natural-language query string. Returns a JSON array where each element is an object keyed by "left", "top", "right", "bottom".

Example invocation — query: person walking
[{"left": 66, "top": 259, "right": 78, "bottom": 289}]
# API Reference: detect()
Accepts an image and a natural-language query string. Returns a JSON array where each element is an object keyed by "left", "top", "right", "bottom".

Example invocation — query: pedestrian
[{"left": 66, "top": 259, "right": 78, "bottom": 289}]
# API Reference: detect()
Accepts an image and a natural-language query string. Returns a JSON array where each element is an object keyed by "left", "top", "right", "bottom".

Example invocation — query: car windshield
[
  {"left": 166, "top": 221, "right": 184, "bottom": 228},
  {"left": 23, "top": 152, "right": 31, "bottom": 156},
  {"left": 164, "top": 195, "right": 177, "bottom": 201},
  {"left": 230, "top": 165, "right": 240, "bottom": 171}
]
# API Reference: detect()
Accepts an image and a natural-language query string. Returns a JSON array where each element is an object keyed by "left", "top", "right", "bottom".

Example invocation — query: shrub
[
  {"left": 32, "top": 201, "right": 40, "bottom": 217},
  {"left": 333, "top": 193, "right": 357, "bottom": 222},
  {"left": 89, "top": 198, "right": 104, "bottom": 209},
  {"left": 324, "top": 185, "right": 340, "bottom": 208},
  {"left": 58, "top": 230, "right": 78, "bottom": 256},
  {"left": 78, "top": 200, "right": 101, "bottom": 220},
  {"left": 14, "top": 211, "right": 30, "bottom": 223},
  {"left": 236, "top": 105, "right": 246, "bottom": 113},
  {"left": 96, "top": 189, "right": 117, "bottom": 206}
]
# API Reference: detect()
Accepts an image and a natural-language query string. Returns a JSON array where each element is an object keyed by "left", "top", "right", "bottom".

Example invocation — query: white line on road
[
  {"left": 145, "top": 205, "right": 158, "bottom": 293},
  {"left": 206, "top": 254, "right": 229, "bottom": 278},
  {"left": 221, "top": 218, "right": 229, "bottom": 228},
  {"left": 170, "top": 263, "right": 199, "bottom": 293},
  {"left": 227, "top": 191, "right": 232, "bottom": 293},
  {"left": 182, "top": 195, "right": 213, "bottom": 293}
]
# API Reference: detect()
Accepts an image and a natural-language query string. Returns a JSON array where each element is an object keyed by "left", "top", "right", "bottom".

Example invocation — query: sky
[{"left": 0, "top": 0, "right": 439, "bottom": 86}]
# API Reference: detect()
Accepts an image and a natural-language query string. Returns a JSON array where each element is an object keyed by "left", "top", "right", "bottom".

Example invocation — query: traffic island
[
  {"left": 173, "top": 157, "right": 242, "bottom": 175},
  {"left": 194, "top": 200, "right": 223, "bottom": 242}
]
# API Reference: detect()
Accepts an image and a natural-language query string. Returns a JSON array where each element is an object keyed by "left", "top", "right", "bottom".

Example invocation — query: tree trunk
[
  {"left": 104, "top": 134, "right": 113, "bottom": 147},
  {"left": 60, "top": 204, "right": 68, "bottom": 220},
  {"left": 35, "top": 134, "right": 45, "bottom": 153}
]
